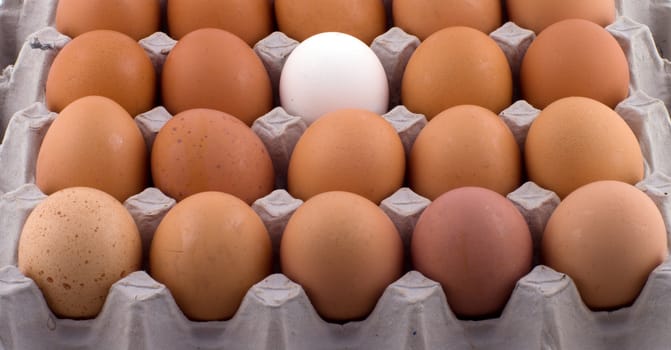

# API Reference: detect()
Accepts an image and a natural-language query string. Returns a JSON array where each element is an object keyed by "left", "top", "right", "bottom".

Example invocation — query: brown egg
[
  {"left": 151, "top": 108, "right": 274, "bottom": 204},
  {"left": 411, "top": 187, "right": 532, "bottom": 318},
  {"left": 409, "top": 105, "right": 521, "bottom": 200},
  {"left": 393, "top": 0, "right": 503, "bottom": 40},
  {"left": 520, "top": 19, "right": 629, "bottom": 109},
  {"left": 36, "top": 96, "right": 148, "bottom": 202},
  {"left": 18, "top": 187, "right": 142, "bottom": 319},
  {"left": 525, "top": 97, "right": 644, "bottom": 199},
  {"left": 55, "top": 0, "right": 160, "bottom": 40},
  {"left": 274, "top": 0, "right": 386, "bottom": 45},
  {"left": 150, "top": 192, "right": 272, "bottom": 321},
  {"left": 287, "top": 109, "right": 405, "bottom": 204},
  {"left": 507, "top": 0, "right": 616, "bottom": 34},
  {"left": 401, "top": 26, "right": 512, "bottom": 119},
  {"left": 167, "top": 0, "right": 273, "bottom": 46},
  {"left": 280, "top": 191, "right": 403, "bottom": 321},
  {"left": 161, "top": 28, "right": 273, "bottom": 125},
  {"left": 45, "top": 30, "right": 156, "bottom": 117},
  {"left": 542, "top": 181, "right": 668, "bottom": 310}
]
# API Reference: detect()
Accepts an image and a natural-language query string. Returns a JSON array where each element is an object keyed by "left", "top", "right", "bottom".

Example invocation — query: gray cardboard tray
[{"left": 2, "top": 1, "right": 671, "bottom": 349}]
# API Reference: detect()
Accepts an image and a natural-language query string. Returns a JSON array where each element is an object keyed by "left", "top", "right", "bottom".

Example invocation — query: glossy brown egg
[
  {"left": 401, "top": 26, "right": 512, "bottom": 119},
  {"left": 161, "top": 28, "right": 273, "bottom": 125},
  {"left": 507, "top": 0, "right": 616, "bottom": 34},
  {"left": 274, "top": 0, "right": 386, "bottom": 44},
  {"left": 287, "top": 109, "right": 405, "bottom": 204},
  {"left": 520, "top": 19, "right": 629, "bottom": 109},
  {"left": 55, "top": 0, "right": 160, "bottom": 40},
  {"left": 393, "top": 0, "right": 503, "bottom": 40},
  {"left": 409, "top": 105, "right": 521, "bottom": 200},
  {"left": 542, "top": 181, "right": 668, "bottom": 310},
  {"left": 280, "top": 191, "right": 403, "bottom": 321},
  {"left": 167, "top": 0, "right": 273, "bottom": 46},
  {"left": 151, "top": 108, "right": 274, "bottom": 204},
  {"left": 525, "top": 97, "right": 644, "bottom": 199},
  {"left": 45, "top": 30, "right": 157, "bottom": 117},
  {"left": 150, "top": 191, "right": 272, "bottom": 321},
  {"left": 36, "top": 96, "right": 148, "bottom": 202}
]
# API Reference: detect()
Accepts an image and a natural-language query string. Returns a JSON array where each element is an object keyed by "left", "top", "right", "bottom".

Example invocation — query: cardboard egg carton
[{"left": 2, "top": 2, "right": 671, "bottom": 350}]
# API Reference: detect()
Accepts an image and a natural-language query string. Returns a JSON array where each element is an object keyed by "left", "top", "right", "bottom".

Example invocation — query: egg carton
[{"left": 2, "top": 3, "right": 671, "bottom": 350}]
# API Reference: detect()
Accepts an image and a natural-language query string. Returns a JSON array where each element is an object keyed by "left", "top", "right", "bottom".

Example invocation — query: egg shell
[
  {"left": 149, "top": 191, "right": 272, "bottom": 321},
  {"left": 525, "top": 96, "right": 644, "bottom": 199},
  {"left": 167, "top": 0, "right": 273, "bottom": 46},
  {"left": 542, "top": 181, "right": 668, "bottom": 310},
  {"left": 45, "top": 30, "right": 157, "bottom": 117},
  {"left": 393, "top": 0, "right": 503, "bottom": 40},
  {"left": 35, "top": 96, "right": 148, "bottom": 202},
  {"left": 55, "top": 0, "right": 161, "bottom": 41},
  {"left": 408, "top": 104, "right": 521, "bottom": 200},
  {"left": 17, "top": 187, "right": 142, "bottom": 319},
  {"left": 280, "top": 191, "right": 404, "bottom": 321},
  {"left": 150, "top": 108, "right": 275, "bottom": 204},
  {"left": 412, "top": 187, "right": 533, "bottom": 318},
  {"left": 401, "top": 26, "right": 513, "bottom": 119},
  {"left": 520, "top": 18, "right": 630, "bottom": 109},
  {"left": 274, "top": 0, "right": 387, "bottom": 45},
  {"left": 279, "top": 32, "right": 389, "bottom": 125},
  {"left": 287, "top": 108, "right": 405, "bottom": 204},
  {"left": 507, "top": 0, "right": 616, "bottom": 34},
  {"left": 161, "top": 28, "right": 273, "bottom": 126}
]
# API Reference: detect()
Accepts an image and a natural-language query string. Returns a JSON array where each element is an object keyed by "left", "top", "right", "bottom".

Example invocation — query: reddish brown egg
[
  {"left": 274, "top": 0, "right": 387, "bottom": 44},
  {"left": 151, "top": 108, "right": 274, "bottom": 204},
  {"left": 161, "top": 28, "right": 273, "bottom": 125},
  {"left": 55, "top": 0, "right": 160, "bottom": 40},
  {"left": 401, "top": 26, "right": 512, "bottom": 119},
  {"left": 45, "top": 30, "right": 157, "bottom": 117},
  {"left": 167, "top": 0, "right": 273, "bottom": 46},
  {"left": 411, "top": 187, "right": 532, "bottom": 318},
  {"left": 520, "top": 19, "right": 629, "bottom": 109}
]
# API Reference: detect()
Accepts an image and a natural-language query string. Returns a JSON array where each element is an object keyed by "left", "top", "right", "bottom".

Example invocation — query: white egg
[{"left": 279, "top": 32, "right": 389, "bottom": 124}]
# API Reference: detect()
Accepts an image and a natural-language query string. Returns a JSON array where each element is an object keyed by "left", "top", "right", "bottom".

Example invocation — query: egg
[
  {"left": 280, "top": 191, "right": 403, "bottom": 321},
  {"left": 274, "top": 0, "right": 386, "bottom": 45},
  {"left": 45, "top": 30, "right": 157, "bottom": 117},
  {"left": 409, "top": 105, "right": 521, "bottom": 200},
  {"left": 167, "top": 0, "right": 273, "bottom": 46},
  {"left": 151, "top": 108, "right": 274, "bottom": 204},
  {"left": 287, "top": 109, "right": 405, "bottom": 204},
  {"left": 542, "top": 181, "right": 668, "bottom": 310},
  {"left": 520, "top": 19, "right": 629, "bottom": 109},
  {"left": 18, "top": 187, "right": 142, "bottom": 319},
  {"left": 161, "top": 28, "right": 273, "bottom": 126},
  {"left": 279, "top": 32, "right": 389, "bottom": 125},
  {"left": 55, "top": 0, "right": 160, "bottom": 40},
  {"left": 401, "top": 26, "right": 512, "bottom": 119},
  {"left": 507, "top": 0, "right": 616, "bottom": 34},
  {"left": 393, "top": 0, "right": 503, "bottom": 40},
  {"left": 525, "top": 96, "right": 644, "bottom": 199},
  {"left": 150, "top": 192, "right": 272, "bottom": 321},
  {"left": 35, "top": 96, "right": 147, "bottom": 202},
  {"left": 411, "top": 187, "right": 532, "bottom": 318}
]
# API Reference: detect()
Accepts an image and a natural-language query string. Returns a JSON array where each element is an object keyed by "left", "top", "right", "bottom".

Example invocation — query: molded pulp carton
[{"left": 2, "top": 1, "right": 671, "bottom": 349}]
